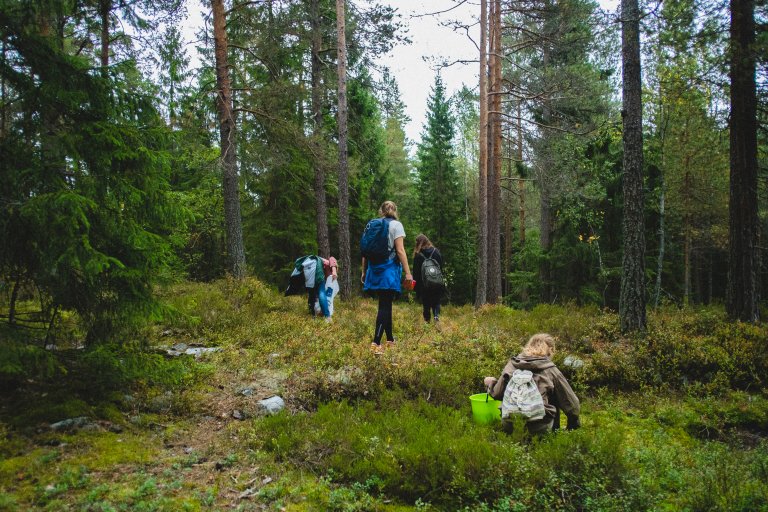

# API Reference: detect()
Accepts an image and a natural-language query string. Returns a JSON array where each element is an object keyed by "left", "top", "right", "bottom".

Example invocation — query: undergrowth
[{"left": 0, "top": 278, "right": 766, "bottom": 510}]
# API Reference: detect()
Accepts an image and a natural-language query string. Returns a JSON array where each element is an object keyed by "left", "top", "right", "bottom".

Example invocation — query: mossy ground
[{"left": 1, "top": 278, "right": 767, "bottom": 511}]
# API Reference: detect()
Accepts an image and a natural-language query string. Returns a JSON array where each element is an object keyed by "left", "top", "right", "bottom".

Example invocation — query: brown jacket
[{"left": 488, "top": 355, "right": 581, "bottom": 433}]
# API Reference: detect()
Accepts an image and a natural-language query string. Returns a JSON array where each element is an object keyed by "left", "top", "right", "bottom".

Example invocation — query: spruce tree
[{"left": 415, "top": 75, "right": 469, "bottom": 301}]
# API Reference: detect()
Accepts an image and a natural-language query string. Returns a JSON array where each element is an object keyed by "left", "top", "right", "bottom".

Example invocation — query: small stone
[
  {"left": 564, "top": 355, "right": 585, "bottom": 369},
  {"left": 50, "top": 417, "right": 90, "bottom": 431},
  {"left": 232, "top": 410, "right": 245, "bottom": 420},
  {"left": 183, "top": 446, "right": 194, "bottom": 454},
  {"left": 239, "top": 388, "right": 254, "bottom": 397},
  {"left": 257, "top": 396, "right": 285, "bottom": 415},
  {"left": 262, "top": 476, "right": 273, "bottom": 485}
]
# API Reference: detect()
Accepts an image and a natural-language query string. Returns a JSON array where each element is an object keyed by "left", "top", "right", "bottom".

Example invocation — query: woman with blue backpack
[
  {"left": 360, "top": 201, "right": 413, "bottom": 354},
  {"left": 412, "top": 234, "right": 445, "bottom": 325}
]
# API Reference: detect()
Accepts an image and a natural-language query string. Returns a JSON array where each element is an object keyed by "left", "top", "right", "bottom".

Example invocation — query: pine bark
[
  {"left": 726, "top": 0, "right": 760, "bottom": 322},
  {"left": 99, "top": 0, "right": 110, "bottom": 71},
  {"left": 539, "top": 43, "right": 553, "bottom": 303},
  {"left": 619, "top": 0, "right": 646, "bottom": 332},
  {"left": 336, "top": 0, "right": 352, "bottom": 298},
  {"left": 487, "top": 0, "right": 503, "bottom": 303},
  {"left": 212, "top": 0, "right": 246, "bottom": 279},
  {"left": 310, "top": 0, "right": 330, "bottom": 258},
  {"left": 475, "top": 0, "right": 489, "bottom": 307}
]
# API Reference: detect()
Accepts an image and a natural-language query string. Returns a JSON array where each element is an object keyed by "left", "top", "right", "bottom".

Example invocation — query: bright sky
[
  {"left": 377, "top": 0, "right": 480, "bottom": 143},
  {"left": 180, "top": 0, "right": 619, "bottom": 144}
]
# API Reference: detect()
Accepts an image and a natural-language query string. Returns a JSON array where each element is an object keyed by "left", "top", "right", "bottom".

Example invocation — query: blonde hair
[
  {"left": 413, "top": 233, "right": 434, "bottom": 259},
  {"left": 522, "top": 333, "right": 556, "bottom": 357},
  {"left": 378, "top": 201, "right": 398, "bottom": 220}
]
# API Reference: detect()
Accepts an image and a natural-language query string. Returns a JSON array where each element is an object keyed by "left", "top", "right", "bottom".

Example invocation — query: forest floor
[{"left": 1, "top": 278, "right": 767, "bottom": 511}]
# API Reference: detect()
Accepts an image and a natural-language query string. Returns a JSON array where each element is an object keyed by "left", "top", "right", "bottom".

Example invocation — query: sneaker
[
  {"left": 370, "top": 343, "right": 384, "bottom": 355},
  {"left": 385, "top": 340, "right": 396, "bottom": 349}
]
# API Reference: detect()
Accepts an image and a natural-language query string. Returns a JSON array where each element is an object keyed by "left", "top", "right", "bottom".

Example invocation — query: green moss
[{"left": 67, "top": 432, "right": 157, "bottom": 469}]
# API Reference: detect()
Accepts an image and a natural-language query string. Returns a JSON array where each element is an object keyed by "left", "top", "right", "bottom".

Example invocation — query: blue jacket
[{"left": 364, "top": 257, "right": 402, "bottom": 293}]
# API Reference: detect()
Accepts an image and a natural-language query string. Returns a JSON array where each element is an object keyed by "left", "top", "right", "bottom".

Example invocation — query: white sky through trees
[{"left": 180, "top": 0, "right": 619, "bottom": 144}]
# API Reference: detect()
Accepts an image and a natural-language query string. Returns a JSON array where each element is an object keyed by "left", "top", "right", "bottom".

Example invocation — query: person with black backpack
[
  {"left": 412, "top": 234, "right": 445, "bottom": 325},
  {"left": 360, "top": 201, "right": 413, "bottom": 354}
]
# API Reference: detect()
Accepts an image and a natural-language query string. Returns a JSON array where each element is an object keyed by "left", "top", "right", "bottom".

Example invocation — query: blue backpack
[{"left": 360, "top": 218, "right": 392, "bottom": 264}]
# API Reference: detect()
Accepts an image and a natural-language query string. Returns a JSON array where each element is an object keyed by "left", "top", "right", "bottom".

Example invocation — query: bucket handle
[{"left": 485, "top": 385, "right": 492, "bottom": 403}]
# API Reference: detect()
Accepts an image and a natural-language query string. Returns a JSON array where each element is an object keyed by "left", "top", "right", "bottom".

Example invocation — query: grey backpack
[
  {"left": 421, "top": 251, "right": 445, "bottom": 291},
  {"left": 501, "top": 369, "right": 546, "bottom": 421}
]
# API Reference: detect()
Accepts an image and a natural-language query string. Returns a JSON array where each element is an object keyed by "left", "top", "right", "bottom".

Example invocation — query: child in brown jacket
[{"left": 483, "top": 333, "right": 581, "bottom": 435}]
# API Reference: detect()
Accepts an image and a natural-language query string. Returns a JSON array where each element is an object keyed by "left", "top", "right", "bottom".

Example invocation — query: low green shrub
[
  {"left": 76, "top": 343, "right": 211, "bottom": 396},
  {"left": 249, "top": 396, "right": 531, "bottom": 507},
  {"left": 0, "top": 340, "right": 62, "bottom": 387}
]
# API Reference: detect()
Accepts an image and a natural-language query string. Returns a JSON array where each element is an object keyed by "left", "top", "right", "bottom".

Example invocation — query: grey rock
[
  {"left": 257, "top": 396, "right": 285, "bottom": 415},
  {"left": 184, "top": 347, "right": 220, "bottom": 358},
  {"left": 239, "top": 387, "right": 254, "bottom": 397},
  {"left": 232, "top": 409, "right": 245, "bottom": 420},
  {"left": 50, "top": 417, "right": 90, "bottom": 431},
  {"left": 564, "top": 355, "right": 585, "bottom": 369}
]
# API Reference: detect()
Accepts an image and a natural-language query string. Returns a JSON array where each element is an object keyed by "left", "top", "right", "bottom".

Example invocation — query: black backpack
[
  {"left": 360, "top": 218, "right": 392, "bottom": 264},
  {"left": 421, "top": 250, "right": 445, "bottom": 291}
]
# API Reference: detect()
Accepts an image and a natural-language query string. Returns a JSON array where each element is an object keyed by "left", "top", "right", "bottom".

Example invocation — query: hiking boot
[
  {"left": 385, "top": 339, "right": 396, "bottom": 349},
  {"left": 370, "top": 343, "right": 384, "bottom": 355}
]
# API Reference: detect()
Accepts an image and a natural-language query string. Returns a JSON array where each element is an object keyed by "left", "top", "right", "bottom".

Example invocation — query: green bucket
[{"left": 469, "top": 393, "right": 502, "bottom": 424}]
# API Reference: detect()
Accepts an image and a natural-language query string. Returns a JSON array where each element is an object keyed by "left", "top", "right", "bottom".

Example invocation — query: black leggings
[
  {"left": 373, "top": 290, "right": 396, "bottom": 344},
  {"left": 422, "top": 296, "right": 441, "bottom": 322}
]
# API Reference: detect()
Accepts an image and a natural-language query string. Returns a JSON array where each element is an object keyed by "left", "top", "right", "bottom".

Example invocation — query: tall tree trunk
[
  {"left": 683, "top": 218, "right": 691, "bottom": 307},
  {"left": 1, "top": 41, "right": 6, "bottom": 139},
  {"left": 517, "top": 102, "right": 528, "bottom": 303},
  {"left": 212, "top": 0, "right": 246, "bottom": 279},
  {"left": 336, "top": 0, "right": 352, "bottom": 298},
  {"left": 653, "top": 171, "right": 665, "bottom": 308},
  {"left": 539, "top": 42, "right": 553, "bottom": 304},
  {"left": 310, "top": 0, "right": 330, "bottom": 258},
  {"left": 487, "top": 0, "right": 503, "bottom": 303},
  {"left": 475, "top": 0, "right": 489, "bottom": 307},
  {"left": 619, "top": 0, "right": 646, "bottom": 332},
  {"left": 517, "top": 101, "right": 525, "bottom": 247},
  {"left": 726, "top": 0, "right": 759, "bottom": 322},
  {"left": 99, "top": 0, "right": 111, "bottom": 72}
]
